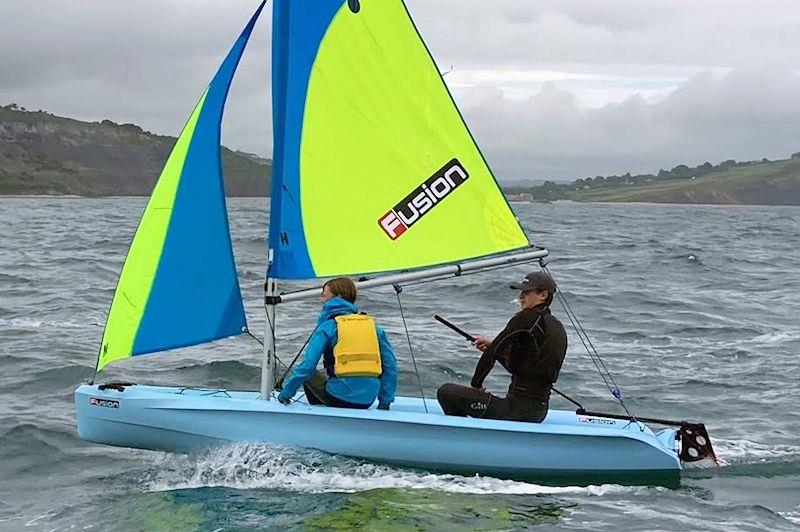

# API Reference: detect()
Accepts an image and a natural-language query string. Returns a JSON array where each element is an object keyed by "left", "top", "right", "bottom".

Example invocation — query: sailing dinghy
[{"left": 75, "top": 0, "right": 716, "bottom": 484}]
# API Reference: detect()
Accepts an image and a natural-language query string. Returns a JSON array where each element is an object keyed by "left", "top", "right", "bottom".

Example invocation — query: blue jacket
[{"left": 277, "top": 297, "right": 397, "bottom": 407}]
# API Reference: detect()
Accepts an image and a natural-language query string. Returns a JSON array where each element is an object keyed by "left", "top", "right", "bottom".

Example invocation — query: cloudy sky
[{"left": 2, "top": 0, "right": 800, "bottom": 182}]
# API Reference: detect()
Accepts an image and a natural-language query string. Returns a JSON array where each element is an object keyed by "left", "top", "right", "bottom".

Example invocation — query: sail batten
[
  {"left": 268, "top": 0, "right": 529, "bottom": 280},
  {"left": 97, "top": 2, "right": 266, "bottom": 371}
]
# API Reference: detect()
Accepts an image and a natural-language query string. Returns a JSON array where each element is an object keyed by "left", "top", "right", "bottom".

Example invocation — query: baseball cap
[{"left": 510, "top": 271, "right": 557, "bottom": 294}]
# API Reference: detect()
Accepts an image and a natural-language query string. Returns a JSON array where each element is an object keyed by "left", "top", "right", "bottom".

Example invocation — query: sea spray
[{"left": 143, "top": 443, "right": 647, "bottom": 496}]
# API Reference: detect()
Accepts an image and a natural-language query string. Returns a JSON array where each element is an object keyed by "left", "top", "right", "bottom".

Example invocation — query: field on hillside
[{"left": 565, "top": 158, "right": 800, "bottom": 205}]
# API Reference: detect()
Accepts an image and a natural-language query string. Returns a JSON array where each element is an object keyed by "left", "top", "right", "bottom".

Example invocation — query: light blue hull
[{"left": 75, "top": 384, "right": 681, "bottom": 484}]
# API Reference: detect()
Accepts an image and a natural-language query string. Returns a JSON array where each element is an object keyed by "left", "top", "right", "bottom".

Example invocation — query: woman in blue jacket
[{"left": 277, "top": 277, "right": 397, "bottom": 410}]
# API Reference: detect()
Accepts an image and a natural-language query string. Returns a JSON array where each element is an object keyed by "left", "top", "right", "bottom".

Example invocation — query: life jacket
[{"left": 324, "top": 314, "right": 382, "bottom": 378}]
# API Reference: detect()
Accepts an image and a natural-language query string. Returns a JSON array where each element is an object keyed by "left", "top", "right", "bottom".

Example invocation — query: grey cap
[{"left": 510, "top": 271, "right": 557, "bottom": 294}]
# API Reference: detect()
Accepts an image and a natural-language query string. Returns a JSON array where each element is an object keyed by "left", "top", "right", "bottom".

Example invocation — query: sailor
[
  {"left": 437, "top": 271, "right": 567, "bottom": 423},
  {"left": 277, "top": 277, "right": 397, "bottom": 410}
]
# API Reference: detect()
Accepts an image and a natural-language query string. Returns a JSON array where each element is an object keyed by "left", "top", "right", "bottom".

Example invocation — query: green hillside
[
  {"left": 564, "top": 158, "right": 800, "bottom": 205},
  {"left": 504, "top": 155, "right": 800, "bottom": 206},
  {"left": 0, "top": 104, "right": 271, "bottom": 196}
]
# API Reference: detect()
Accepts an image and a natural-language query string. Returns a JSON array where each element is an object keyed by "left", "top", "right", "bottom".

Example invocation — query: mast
[
  {"left": 259, "top": 242, "right": 278, "bottom": 401},
  {"left": 260, "top": 261, "right": 277, "bottom": 399}
]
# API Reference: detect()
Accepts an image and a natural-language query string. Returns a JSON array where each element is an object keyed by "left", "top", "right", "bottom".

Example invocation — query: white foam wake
[
  {"left": 143, "top": 443, "right": 643, "bottom": 496},
  {"left": 779, "top": 508, "right": 800, "bottom": 525},
  {"left": 713, "top": 437, "right": 800, "bottom": 465}
]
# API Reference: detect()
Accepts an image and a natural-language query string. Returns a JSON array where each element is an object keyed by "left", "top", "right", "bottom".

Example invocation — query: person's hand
[
  {"left": 472, "top": 336, "right": 491, "bottom": 352},
  {"left": 377, "top": 402, "right": 390, "bottom": 411}
]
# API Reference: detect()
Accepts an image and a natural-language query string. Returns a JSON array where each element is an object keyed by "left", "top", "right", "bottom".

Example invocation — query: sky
[{"left": 2, "top": 0, "right": 800, "bottom": 182}]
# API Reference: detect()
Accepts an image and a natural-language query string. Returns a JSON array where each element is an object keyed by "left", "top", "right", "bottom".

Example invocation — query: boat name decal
[
  {"left": 579, "top": 416, "right": 615, "bottom": 425},
  {"left": 378, "top": 158, "right": 469, "bottom": 240},
  {"left": 90, "top": 397, "right": 120, "bottom": 409}
]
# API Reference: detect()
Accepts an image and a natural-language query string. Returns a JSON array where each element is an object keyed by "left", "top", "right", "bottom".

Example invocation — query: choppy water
[{"left": 0, "top": 198, "right": 798, "bottom": 531}]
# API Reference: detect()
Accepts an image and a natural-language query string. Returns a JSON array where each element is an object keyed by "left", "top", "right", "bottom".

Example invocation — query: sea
[{"left": 0, "top": 197, "right": 798, "bottom": 531}]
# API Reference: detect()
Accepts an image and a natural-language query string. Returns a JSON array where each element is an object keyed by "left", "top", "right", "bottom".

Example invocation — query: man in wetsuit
[{"left": 437, "top": 271, "right": 567, "bottom": 423}]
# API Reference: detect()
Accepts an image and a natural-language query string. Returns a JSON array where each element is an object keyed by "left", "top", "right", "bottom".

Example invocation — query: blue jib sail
[{"left": 97, "top": 2, "right": 265, "bottom": 370}]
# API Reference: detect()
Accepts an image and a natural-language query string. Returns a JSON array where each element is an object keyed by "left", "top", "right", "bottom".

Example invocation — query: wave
[
  {"left": 143, "top": 443, "right": 645, "bottom": 496},
  {"left": 171, "top": 360, "right": 261, "bottom": 389},
  {"left": 682, "top": 253, "right": 704, "bottom": 265},
  {"left": 0, "top": 423, "right": 74, "bottom": 464},
  {"left": 0, "top": 364, "right": 94, "bottom": 394},
  {"left": 713, "top": 438, "right": 800, "bottom": 464},
  {"left": 0, "top": 272, "right": 33, "bottom": 285},
  {"left": 749, "top": 329, "right": 800, "bottom": 345},
  {"left": 175, "top": 359, "right": 259, "bottom": 376},
  {"left": 0, "top": 317, "right": 96, "bottom": 329},
  {"left": 430, "top": 364, "right": 466, "bottom": 380},
  {"left": 779, "top": 509, "right": 800, "bottom": 525}
]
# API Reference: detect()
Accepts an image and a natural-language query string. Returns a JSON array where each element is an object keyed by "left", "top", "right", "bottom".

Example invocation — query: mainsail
[
  {"left": 96, "top": 2, "right": 265, "bottom": 371},
  {"left": 269, "top": 0, "right": 529, "bottom": 280}
]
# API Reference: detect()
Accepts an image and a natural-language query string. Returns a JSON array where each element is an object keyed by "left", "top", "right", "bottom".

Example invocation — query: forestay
[{"left": 269, "top": 0, "right": 529, "bottom": 280}]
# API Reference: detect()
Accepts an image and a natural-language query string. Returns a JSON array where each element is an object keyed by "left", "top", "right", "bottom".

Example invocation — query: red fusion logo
[{"left": 378, "top": 158, "right": 468, "bottom": 240}]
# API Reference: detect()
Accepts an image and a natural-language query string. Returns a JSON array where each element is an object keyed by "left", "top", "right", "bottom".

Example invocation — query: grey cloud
[
  {"left": 409, "top": 0, "right": 800, "bottom": 69},
  {"left": 1, "top": 0, "right": 271, "bottom": 150},
  {"left": 1, "top": 1, "right": 798, "bottom": 181},
  {"left": 459, "top": 68, "right": 800, "bottom": 181}
]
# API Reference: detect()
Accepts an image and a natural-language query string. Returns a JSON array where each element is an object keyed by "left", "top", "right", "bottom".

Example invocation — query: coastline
[{"left": 2, "top": 194, "right": 797, "bottom": 207}]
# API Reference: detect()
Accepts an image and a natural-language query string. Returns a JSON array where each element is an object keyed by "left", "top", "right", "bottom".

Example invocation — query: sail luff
[
  {"left": 267, "top": 0, "right": 290, "bottom": 270},
  {"left": 268, "top": 0, "right": 344, "bottom": 278}
]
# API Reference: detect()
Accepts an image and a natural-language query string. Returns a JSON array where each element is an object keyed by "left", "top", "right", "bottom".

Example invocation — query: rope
[
  {"left": 550, "top": 386, "right": 584, "bottom": 411},
  {"left": 265, "top": 299, "right": 279, "bottom": 383},
  {"left": 246, "top": 329, "right": 289, "bottom": 372},
  {"left": 275, "top": 326, "right": 319, "bottom": 389},
  {"left": 393, "top": 284, "right": 428, "bottom": 413},
  {"left": 246, "top": 330, "right": 264, "bottom": 346},
  {"left": 540, "top": 262, "right": 638, "bottom": 423}
]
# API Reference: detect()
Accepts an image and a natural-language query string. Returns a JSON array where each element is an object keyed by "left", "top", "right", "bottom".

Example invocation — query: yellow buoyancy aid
[{"left": 331, "top": 314, "right": 382, "bottom": 377}]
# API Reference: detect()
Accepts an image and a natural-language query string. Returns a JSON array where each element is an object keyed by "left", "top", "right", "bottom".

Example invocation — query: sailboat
[{"left": 75, "top": 0, "right": 716, "bottom": 484}]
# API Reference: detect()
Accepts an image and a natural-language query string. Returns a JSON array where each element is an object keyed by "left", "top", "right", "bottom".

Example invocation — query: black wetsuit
[{"left": 437, "top": 305, "right": 567, "bottom": 423}]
